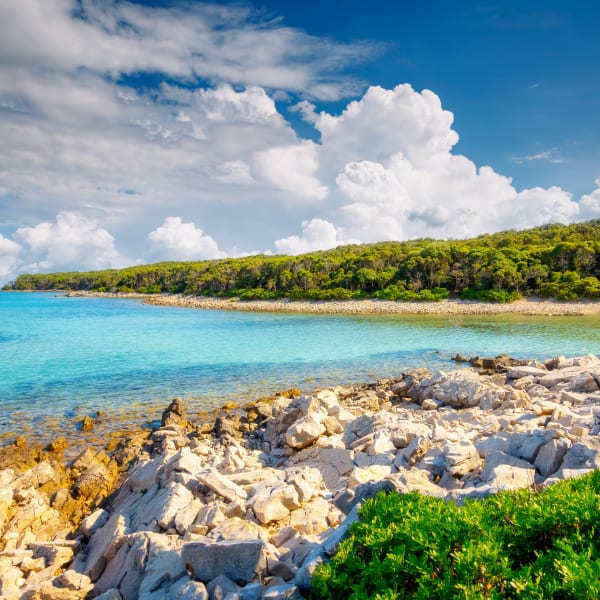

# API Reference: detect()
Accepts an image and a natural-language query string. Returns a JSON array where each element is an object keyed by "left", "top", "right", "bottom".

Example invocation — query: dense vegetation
[
  {"left": 311, "top": 471, "right": 600, "bottom": 599},
  {"left": 6, "top": 220, "right": 600, "bottom": 301}
]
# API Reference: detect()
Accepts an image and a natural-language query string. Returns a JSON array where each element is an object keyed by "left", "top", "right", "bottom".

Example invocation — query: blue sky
[{"left": 0, "top": 0, "right": 599, "bottom": 282}]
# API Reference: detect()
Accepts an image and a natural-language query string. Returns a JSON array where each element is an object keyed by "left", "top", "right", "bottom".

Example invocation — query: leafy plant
[{"left": 312, "top": 471, "right": 600, "bottom": 599}]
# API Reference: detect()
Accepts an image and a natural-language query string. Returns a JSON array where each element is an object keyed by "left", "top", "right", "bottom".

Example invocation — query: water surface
[{"left": 1, "top": 292, "right": 599, "bottom": 441}]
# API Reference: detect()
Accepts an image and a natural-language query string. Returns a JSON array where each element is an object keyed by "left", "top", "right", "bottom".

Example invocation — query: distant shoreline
[{"left": 58, "top": 291, "right": 600, "bottom": 316}]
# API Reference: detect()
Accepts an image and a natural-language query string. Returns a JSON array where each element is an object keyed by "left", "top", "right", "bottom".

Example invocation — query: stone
[
  {"left": 161, "top": 397, "right": 186, "bottom": 427},
  {"left": 206, "top": 575, "right": 240, "bottom": 600},
  {"left": 367, "top": 431, "right": 396, "bottom": 456},
  {"left": 486, "top": 464, "right": 535, "bottom": 491},
  {"left": 481, "top": 451, "right": 535, "bottom": 481},
  {"left": 250, "top": 485, "right": 293, "bottom": 524},
  {"left": 54, "top": 570, "right": 93, "bottom": 592},
  {"left": 208, "top": 517, "right": 266, "bottom": 542},
  {"left": 79, "top": 508, "right": 110, "bottom": 537},
  {"left": 238, "top": 582, "right": 264, "bottom": 600},
  {"left": 289, "top": 497, "right": 330, "bottom": 534},
  {"left": 169, "top": 578, "right": 208, "bottom": 600},
  {"left": 93, "top": 590, "right": 122, "bottom": 600},
  {"left": 285, "top": 414, "right": 326, "bottom": 449},
  {"left": 535, "top": 438, "right": 571, "bottom": 478},
  {"left": 197, "top": 468, "right": 248, "bottom": 503},
  {"left": 262, "top": 584, "right": 304, "bottom": 599},
  {"left": 182, "top": 539, "right": 264, "bottom": 584},
  {"left": 174, "top": 498, "right": 203, "bottom": 535},
  {"left": 442, "top": 443, "right": 481, "bottom": 477},
  {"left": 506, "top": 434, "right": 546, "bottom": 463},
  {"left": 194, "top": 503, "right": 226, "bottom": 532},
  {"left": 151, "top": 482, "right": 194, "bottom": 530},
  {"left": 287, "top": 468, "right": 321, "bottom": 504},
  {"left": 0, "top": 567, "right": 24, "bottom": 599},
  {"left": 334, "top": 479, "right": 395, "bottom": 514},
  {"left": 84, "top": 512, "right": 129, "bottom": 581},
  {"left": 507, "top": 366, "right": 548, "bottom": 379},
  {"left": 267, "top": 559, "right": 295, "bottom": 581},
  {"left": 294, "top": 551, "right": 323, "bottom": 594}
]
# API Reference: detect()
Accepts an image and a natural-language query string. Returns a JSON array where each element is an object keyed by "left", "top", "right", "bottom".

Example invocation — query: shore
[
  {"left": 2, "top": 353, "right": 599, "bottom": 598},
  {"left": 136, "top": 294, "right": 600, "bottom": 316}
]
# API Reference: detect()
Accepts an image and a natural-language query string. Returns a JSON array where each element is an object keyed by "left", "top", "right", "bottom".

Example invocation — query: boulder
[
  {"left": 181, "top": 539, "right": 263, "bottom": 584},
  {"left": 507, "top": 366, "right": 548, "bottom": 379},
  {"left": 161, "top": 397, "right": 186, "bottom": 427},
  {"left": 285, "top": 414, "right": 326, "bottom": 449},
  {"left": 168, "top": 578, "right": 208, "bottom": 600},
  {"left": 535, "top": 439, "right": 571, "bottom": 478},
  {"left": 197, "top": 468, "right": 248, "bottom": 503}
]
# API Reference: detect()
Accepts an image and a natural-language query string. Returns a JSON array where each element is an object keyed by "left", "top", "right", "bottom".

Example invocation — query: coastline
[
  {"left": 143, "top": 294, "right": 600, "bottom": 316},
  {"left": 59, "top": 291, "right": 600, "bottom": 316},
  {"left": 2, "top": 353, "right": 599, "bottom": 597}
]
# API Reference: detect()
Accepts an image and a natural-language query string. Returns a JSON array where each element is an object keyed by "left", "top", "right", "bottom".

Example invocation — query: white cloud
[
  {"left": 0, "top": 2, "right": 597, "bottom": 276},
  {"left": 285, "top": 84, "right": 591, "bottom": 244},
  {"left": 0, "top": 235, "right": 21, "bottom": 280},
  {"left": 511, "top": 148, "right": 564, "bottom": 165},
  {"left": 252, "top": 142, "right": 328, "bottom": 201},
  {"left": 13, "top": 212, "right": 123, "bottom": 272},
  {"left": 0, "top": 0, "right": 376, "bottom": 99},
  {"left": 274, "top": 219, "right": 346, "bottom": 255},
  {"left": 578, "top": 178, "right": 600, "bottom": 219},
  {"left": 147, "top": 217, "right": 225, "bottom": 261}
]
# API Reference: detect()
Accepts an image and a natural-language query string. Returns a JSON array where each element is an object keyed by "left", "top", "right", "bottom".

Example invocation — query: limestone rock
[
  {"left": 161, "top": 397, "right": 186, "bottom": 427},
  {"left": 197, "top": 468, "right": 248, "bottom": 503},
  {"left": 168, "top": 578, "right": 208, "bottom": 600},
  {"left": 535, "top": 438, "right": 571, "bottom": 478},
  {"left": 182, "top": 539, "right": 263, "bottom": 584},
  {"left": 285, "top": 414, "right": 326, "bottom": 449}
]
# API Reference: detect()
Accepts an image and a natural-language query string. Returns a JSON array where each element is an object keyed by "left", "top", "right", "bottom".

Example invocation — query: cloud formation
[
  {"left": 0, "top": 1, "right": 598, "bottom": 283},
  {"left": 147, "top": 217, "right": 225, "bottom": 261},
  {"left": 12, "top": 212, "right": 123, "bottom": 273}
]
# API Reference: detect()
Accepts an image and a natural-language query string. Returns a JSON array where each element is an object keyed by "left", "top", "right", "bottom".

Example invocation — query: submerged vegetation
[
  {"left": 311, "top": 471, "right": 600, "bottom": 599},
  {"left": 6, "top": 220, "right": 600, "bottom": 301}
]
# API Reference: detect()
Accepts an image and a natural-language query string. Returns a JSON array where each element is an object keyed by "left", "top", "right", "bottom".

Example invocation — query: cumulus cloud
[
  {"left": 252, "top": 142, "right": 328, "bottom": 201},
  {"left": 12, "top": 212, "right": 123, "bottom": 273},
  {"left": 578, "top": 178, "right": 600, "bottom": 219},
  {"left": 274, "top": 219, "right": 346, "bottom": 255},
  {"left": 147, "top": 217, "right": 226, "bottom": 261},
  {"left": 0, "top": 235, "right": 21, "bottom": 280},
  {"left": 0, "top": 2, "right": 597, "bottom": 275},
  {"left": 285, "top": 83, "right": 593, "bottom": 244}
]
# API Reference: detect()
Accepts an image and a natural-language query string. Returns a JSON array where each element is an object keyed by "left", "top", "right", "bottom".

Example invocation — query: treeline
[{"left": 6, "top": 220, "right": 600, "bottom": 302}]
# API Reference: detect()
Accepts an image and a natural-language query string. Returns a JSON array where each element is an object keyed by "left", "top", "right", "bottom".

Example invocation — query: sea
[{"left": 1, "top": 292, "right": 599, "bottom": 443}]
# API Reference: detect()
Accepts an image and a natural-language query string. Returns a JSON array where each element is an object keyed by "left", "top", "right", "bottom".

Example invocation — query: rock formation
[{"left": 1, "top": 354, "right": 600, "bottom": 598}]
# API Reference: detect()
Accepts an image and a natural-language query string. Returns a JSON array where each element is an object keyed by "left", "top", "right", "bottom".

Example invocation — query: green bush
[
  {"left": 311, "top": 471, "right": 600, "bottom": 599},
  {"left": 374, "top": 286, "right": 450, "bottom": 302},
  {"left": 460, "top": 288, "right": 522, "bottom": 303}
]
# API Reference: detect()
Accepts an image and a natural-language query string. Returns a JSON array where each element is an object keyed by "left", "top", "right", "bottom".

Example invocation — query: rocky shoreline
[
  {"left": 60, "top": 291, "right": 600, "bottom": 316},
  {"left": 2, "top": 354, "right": 600, "bottom": 599}
]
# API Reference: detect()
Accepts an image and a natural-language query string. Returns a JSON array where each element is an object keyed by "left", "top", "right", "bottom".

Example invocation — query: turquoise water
[{"left": 1, "top": 292, "right": 599, "bottom": 439}]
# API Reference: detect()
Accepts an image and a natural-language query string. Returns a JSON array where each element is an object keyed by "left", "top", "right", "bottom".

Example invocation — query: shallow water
[{"left": 1, "top": 292, "right": 599, "bottom": 440}]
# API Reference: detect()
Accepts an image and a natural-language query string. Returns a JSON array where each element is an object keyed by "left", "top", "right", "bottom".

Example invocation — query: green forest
[{"left": 6, "top": 220, "right": 600, "bottom": 302}]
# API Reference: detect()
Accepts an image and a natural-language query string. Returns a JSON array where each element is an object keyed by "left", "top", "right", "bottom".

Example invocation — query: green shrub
[
  {"left": 460, "top": 288, "right": 522, "bottom": 303},
  {"left": 311, "top": 471, "right": 600, "bottom": 599}
]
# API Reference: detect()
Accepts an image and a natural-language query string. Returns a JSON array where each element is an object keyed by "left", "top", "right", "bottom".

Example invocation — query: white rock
[
  {"left": 535, "top": 439, "right": 571, "bottom": 478},
  {"left": 286, "top": 414, "right": 326, "bottom": 449},
  {"left": 197, "top": 468, "right": 248, "bottom": 503},
  {"left": 507, "top": 366, "right": 548, "bottom": 379}
]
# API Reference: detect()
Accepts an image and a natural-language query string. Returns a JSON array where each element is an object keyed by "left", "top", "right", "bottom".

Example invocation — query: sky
[{"left": 1, "top": 0, "right": 599, "bottom": 283}]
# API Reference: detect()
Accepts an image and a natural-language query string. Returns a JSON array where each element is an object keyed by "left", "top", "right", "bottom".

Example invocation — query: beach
[{"left": 140, "top": 294, "right": 600, "bottom": 316}]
